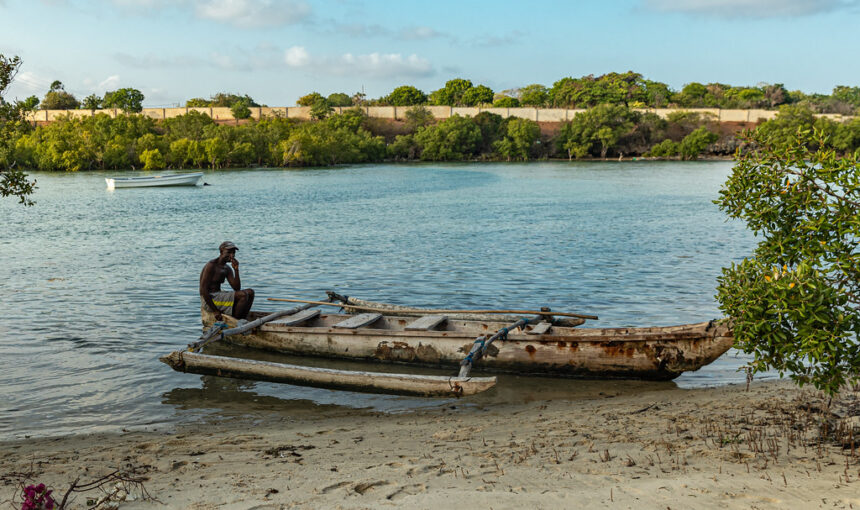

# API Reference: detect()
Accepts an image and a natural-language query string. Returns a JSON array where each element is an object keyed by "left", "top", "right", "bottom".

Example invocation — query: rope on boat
[
  {"left": 458, "top": 317, "right": 536, "bottom": 378},
  {"left": 462, "top": 337, "right": 486, "bottom": 365}
]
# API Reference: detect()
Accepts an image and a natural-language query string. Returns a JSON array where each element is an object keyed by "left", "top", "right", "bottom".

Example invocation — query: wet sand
[{"left": 2, "top": 379, "right": 858, "bottom": 509}]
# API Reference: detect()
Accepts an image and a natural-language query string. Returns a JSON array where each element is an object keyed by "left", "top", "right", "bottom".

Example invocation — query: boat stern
[{"left": 658, "top": 319, "right": 734, "bottom": 377}]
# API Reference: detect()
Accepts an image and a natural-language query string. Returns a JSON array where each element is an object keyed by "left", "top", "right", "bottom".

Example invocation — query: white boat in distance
[{"left": 105, "top": 172, "right": 204, "bottom": 189}]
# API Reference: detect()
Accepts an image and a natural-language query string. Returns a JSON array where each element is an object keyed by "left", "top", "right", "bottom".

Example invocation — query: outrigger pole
[{"left": 267, "top": 297, "right": 599, "bottom": 320}]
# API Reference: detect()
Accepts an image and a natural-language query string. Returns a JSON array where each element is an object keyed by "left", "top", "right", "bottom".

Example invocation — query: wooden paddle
[{"left": 267, "top": 297, "right": 598, "bottom": 320}]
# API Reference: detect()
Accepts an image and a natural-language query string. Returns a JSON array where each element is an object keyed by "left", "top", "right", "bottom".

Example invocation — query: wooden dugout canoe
[{"left": 200, "top": 306, "right": 733, "bottom": 381}]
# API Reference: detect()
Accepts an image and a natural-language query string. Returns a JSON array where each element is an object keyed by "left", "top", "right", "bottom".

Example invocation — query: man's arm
[
  {"left": 199, "top": 262, "right": 224, "bottom": 321},
  {"left": 226, "top": 256, "right": 241, "bottom": 291}
]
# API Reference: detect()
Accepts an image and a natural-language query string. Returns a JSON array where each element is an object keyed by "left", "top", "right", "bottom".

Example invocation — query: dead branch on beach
[
  {"left": 58, "top": 469, "right": 159, "bottom": 509},
  {"left": 4, "top": 466, "right": 159, "bottom": 510}
]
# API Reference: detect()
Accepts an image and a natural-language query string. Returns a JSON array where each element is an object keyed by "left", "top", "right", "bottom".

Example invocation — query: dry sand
[{"left": 2, "top": 379, "right": 859, "bottom": 509}]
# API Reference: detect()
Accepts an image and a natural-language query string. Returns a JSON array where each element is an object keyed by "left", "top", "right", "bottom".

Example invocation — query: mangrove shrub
[{"left": 716, "top": 128, "right": 860, "bottom": 394}]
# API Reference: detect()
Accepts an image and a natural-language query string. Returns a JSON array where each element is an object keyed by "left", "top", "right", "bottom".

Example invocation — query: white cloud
[
  {"left": 193, "top": 0, "right": 311, "bottom": 28},
  {"left": 113, "top": 53, "right": 208, "bottom": 69},
  {"left": 282, "top": 47, "right": 435, "bottom": 78},
  {"left": 284, "top": 46, "right": 310, "bottom": 67},
  {"left": 8, "top": 71, "right": 50, "bottom": 96},
  {"left": 332, "top": 22, "right": 388, "bottom": 38},
  {"left": 210, "top": 52, "right": 237, "bottom": 70},
  {"left": 396, "top": 26, "right": 444, "bottom": 41},
  {"left": 112, "top": 44, "right": 433, "bottom": 80},
  {"left": 98, "top": 75, "right": 121, "bottom": 90},
  {"left": 108, "top": 0, "right": 311, "bottom": 28},
  {"left": 110, "top": 0, "right": 169, "bottom": 7},
  {"left": 643, "top": 0, "right": 857, "bottom": 17},
  {"left": 333, "top": 53, "right": 433, "bottom": 78}
]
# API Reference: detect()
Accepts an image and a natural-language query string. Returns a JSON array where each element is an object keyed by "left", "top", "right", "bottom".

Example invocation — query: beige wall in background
[{"left": 24, "top": 106, "right": 848, "bottom": 123}]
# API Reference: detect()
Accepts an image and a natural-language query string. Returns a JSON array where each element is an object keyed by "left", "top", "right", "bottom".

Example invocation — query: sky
[{"left": 2, "top": 0, "right": 859, "bottom": 107}]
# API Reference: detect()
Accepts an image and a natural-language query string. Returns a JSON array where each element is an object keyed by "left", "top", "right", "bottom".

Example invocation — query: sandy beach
[{"left": 2, "top": 379, "right": 858, "bottom": 509}]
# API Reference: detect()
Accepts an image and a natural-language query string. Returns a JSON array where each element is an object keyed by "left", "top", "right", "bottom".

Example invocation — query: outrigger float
[{"left": 160, "top": 292, "right": 733, "bottom": 397}]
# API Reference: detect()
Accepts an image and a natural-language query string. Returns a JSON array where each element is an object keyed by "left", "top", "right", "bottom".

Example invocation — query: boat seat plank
[
  {"left": 270, "top": 309, "right": 321, "bottom": 327},
  {"left": 404, "top": 315, "right": 448, "bottom": 331},
  {"left": 527, "top": 321, "right": 552, "bottom": 335},
  {"left": 333, "top": 313, "right": 382, "bottom": 329}
]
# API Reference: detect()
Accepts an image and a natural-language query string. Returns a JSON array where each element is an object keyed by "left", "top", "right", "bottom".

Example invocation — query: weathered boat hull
[{"left": 202, "top": 309, "right": 733, "bottom": 380}]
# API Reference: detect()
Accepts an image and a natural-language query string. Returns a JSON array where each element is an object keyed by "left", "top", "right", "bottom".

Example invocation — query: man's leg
[{"left": 233, "top": 288, "right": 255, "bottom": 319}]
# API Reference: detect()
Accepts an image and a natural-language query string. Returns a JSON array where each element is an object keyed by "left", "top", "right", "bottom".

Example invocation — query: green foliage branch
[
  {"left": 493, "top": 96, "right": 519, "bottom": 107},
  {"left": 556, "top": 104, "right": 639, "bottom": 158},
  {"left": 715, "top": 128, "right": 860, "bottom": 394},
  {"left": 103, "top": 88, "right": 144, "bottom": 113},
  {"left": 678, "top": 127, "right": 718, "bottom": 160},
  {"left": 385, "top": 85, "right": 427, "bottom": 106},
  {"left": 0, "top": 53, "right": 36, "bottom": 205}
]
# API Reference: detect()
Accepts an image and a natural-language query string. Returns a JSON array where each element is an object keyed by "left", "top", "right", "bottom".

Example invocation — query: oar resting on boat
[
  {"left": 268, "top": 295, "right": 599, "bottom": 321},
  {"left": 159, "top": 351, "right": 495, "bottom": 397}
]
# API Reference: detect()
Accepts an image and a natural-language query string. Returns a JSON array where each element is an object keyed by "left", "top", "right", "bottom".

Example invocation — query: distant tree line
[
  {"left": 296, "top": 72, "right": 860, "bottom": 114},
  {"left": 4, "top": 102, "right": 860, "bottom": 172},
  {"left": 22, "top": 71, "right": 860, "bottom": 115}
]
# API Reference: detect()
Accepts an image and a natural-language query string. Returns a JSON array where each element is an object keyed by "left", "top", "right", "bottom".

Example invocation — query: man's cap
[{"left": 219, "top": 241, "right": 239, "bottom": 252}]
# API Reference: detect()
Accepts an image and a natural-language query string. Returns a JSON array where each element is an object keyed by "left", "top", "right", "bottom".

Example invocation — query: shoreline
[
  {"left": 13, "top": 156, "right": 737, "bottom": 175},
  {"left": 3, "top": 379, "right": 858, "bottom": 509}
]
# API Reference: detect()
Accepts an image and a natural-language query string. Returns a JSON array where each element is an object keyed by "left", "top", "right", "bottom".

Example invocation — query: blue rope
[
  {"left": 464, "top": 336, "right": 487, "bottom": 364},
  {"left": 462, "top": 319, "right": 531, "bottom": 366}
]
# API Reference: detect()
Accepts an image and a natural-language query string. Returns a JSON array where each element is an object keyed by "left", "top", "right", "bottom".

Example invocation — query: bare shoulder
[{"left": 201, "top": 258, "right": 219, "bottom": 274}]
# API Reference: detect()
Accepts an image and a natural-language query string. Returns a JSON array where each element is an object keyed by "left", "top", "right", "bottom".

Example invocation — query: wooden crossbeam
[
  {"left": 270, "top": 309, "right": 320, "bottom": 326},
  {"left": 404, "top": 315, "right": 448, "bottom": 331},
  {"left": 527, "top": 321, "right": 553, "bottom": 335},
  {"left": 333, "top": 313, "right": 382, "bottom": 329}
]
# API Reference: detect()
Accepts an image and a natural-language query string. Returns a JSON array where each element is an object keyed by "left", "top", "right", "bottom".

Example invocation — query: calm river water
[{"left": 1, "top": 162, "right": 762, "bottom": 440}]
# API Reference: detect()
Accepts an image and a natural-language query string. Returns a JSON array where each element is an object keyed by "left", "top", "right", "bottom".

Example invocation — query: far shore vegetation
[
  {"left": 3, "top": 53, "right": 860, "bottom": 177},
  {"left": 3, "top": 101, "right": 860, "bottom": 173}
]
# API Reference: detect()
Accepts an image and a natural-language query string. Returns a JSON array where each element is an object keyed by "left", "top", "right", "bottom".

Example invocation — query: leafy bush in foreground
[{"left": 716, "top": 128, "right": 860, "bottom": 394}]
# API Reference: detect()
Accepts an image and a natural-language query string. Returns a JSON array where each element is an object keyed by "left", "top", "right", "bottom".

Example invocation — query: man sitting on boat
[{"left": 199, "top": 241, "right": 254, "bottom": 322}]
